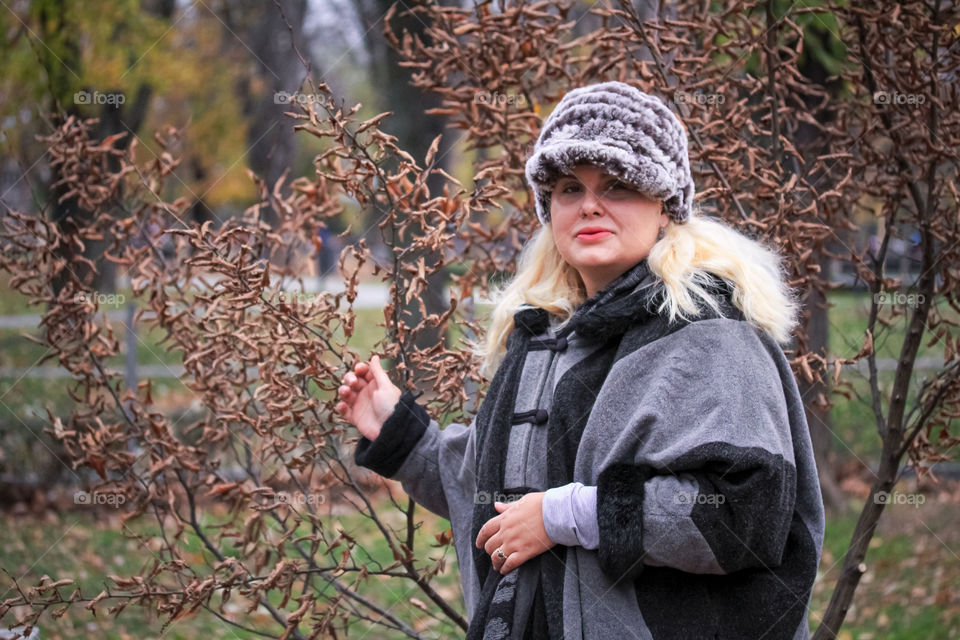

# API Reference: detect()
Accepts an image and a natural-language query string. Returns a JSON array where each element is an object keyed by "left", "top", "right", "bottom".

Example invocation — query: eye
[{"left": 600, "top": 181, "right": 630, "bottom": 196}]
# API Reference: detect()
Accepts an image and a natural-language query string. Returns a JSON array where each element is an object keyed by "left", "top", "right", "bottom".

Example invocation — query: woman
[{"left": 336, "top": 81, "right": 825, "bottom": 640}]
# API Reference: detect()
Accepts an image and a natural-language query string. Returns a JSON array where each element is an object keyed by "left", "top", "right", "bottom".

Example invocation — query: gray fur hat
[{"left": 525, "top": 81, "right": 694, "bottom": 225}]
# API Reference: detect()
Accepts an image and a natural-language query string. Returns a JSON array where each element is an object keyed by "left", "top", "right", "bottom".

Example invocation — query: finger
[
  {"left": 492, "top": 543, "right": 513, "bottom": 572},
  {"left": 337, "top": 385, "right": 352, "bottom": 400},
  {"left": 355, "top": 362, "right": 374, "bottom": 382},
  {"left": 369, "top": 354, "right": 392, "bottom": 387},
  {"left": 476, "top": 521, "right": 495, "bottom": 550},
  {"left": 500, "top": 550, "right": 523, "bottom": 574},
  {"left": 483, "top": 531, "right": 504, "bottom": 556},
  {"left": 346, "top": 372, "right": 366, "bottom": 392},
  {"left": 492, "top": 550, "right": 505, "bottom": 572},
  {"left": 475, "top": 516, "right": 500, "bottom": 548}
]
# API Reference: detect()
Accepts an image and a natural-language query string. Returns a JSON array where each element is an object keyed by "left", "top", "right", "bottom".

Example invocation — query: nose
[{"left": 579, "top": 185, "right": 604, "bottom": 217}]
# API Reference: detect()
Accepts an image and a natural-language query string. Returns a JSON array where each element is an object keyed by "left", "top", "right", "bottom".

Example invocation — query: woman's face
[{"left": 549, "top": 163, "right": 667, "bottom": 298}]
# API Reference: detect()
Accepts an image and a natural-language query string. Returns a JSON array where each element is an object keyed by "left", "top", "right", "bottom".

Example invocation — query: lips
[{"left": 576, "top": 227, "right": 613, "bottom": 239}]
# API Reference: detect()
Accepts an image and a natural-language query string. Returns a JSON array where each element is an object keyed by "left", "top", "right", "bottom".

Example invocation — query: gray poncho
[{"left": 355, "top": 257, "right": 825, "bottom": 639}]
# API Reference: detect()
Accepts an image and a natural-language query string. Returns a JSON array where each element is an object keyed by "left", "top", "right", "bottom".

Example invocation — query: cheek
[
  {"left": 551, "top": 228, "right": 571, "bottom": 256},
  {"left": 550, "top": 208, "right": 576, "bottom": 237},
  {"left": 626, "top": 221, "right": 659, "bottom": 243},
  {"left": 616, "top": 202, "right": 662, "bottom": 236}
]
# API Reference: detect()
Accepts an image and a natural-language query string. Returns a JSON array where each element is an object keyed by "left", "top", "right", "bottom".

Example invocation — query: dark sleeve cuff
[
  {"left": 353, "top": 389, "right": 429, "bottom": 478},
  {"left": 596, "top": 463, "right": 654, "bottom": 585}
]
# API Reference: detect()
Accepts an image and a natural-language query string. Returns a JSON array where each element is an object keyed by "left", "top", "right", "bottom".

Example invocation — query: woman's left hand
[{"left": 475, "top": 492, "right": 557, "bottom": 575}]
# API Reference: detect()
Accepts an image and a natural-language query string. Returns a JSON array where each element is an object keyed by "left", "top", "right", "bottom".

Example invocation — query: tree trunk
[
  {"left": 227, "top": 0, "right": 308, "bottom": 230},
  {"left": 357, "top": 0, "right": 454, "bottom": 386}
]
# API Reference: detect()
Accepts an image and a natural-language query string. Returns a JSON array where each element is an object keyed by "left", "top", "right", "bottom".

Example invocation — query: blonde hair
[{"left": 465, "top": 206, "right": 802, "bottom": 380}]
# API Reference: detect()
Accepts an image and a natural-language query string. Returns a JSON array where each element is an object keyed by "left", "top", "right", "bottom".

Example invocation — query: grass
[
  {"left": 0, "top": 511, "right": 252, "bottom": 640},
  {"left": 826, "top": 289, "right": 959, "bottom": 460},
  {"left": 0, "top": 495, "right": 464, "bottom": 639},
  {"left": 809, "top": 486, "right": 960, "bottom": 639},
  {"left": 827, "top": 289, "right": 957, "bottom": 362}
]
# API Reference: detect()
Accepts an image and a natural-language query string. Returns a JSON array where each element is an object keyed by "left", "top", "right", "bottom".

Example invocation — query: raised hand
[{"left": 334, "top": 354, "right": 402, "bottom": 441}]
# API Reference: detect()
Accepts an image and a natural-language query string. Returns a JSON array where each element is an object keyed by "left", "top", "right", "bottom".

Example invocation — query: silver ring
[{"left": 496, "top": 547, "right": 507, "bottom": 560}]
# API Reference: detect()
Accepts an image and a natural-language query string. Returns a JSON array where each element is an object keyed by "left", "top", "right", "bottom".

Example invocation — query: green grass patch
[
  {"left": 827, "top": 290, "right": 959, "bottom": 461},
  {"left": 0, "top": 495, "right": 464, "bottom": 639}
]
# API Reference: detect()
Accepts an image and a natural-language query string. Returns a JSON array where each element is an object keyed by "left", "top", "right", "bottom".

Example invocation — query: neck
[
  {"left": 581, "top": 267, "right": 623, "bottom": 299},
  {"left": 580, "top": 259, "right": 648, "bottom": 299}
]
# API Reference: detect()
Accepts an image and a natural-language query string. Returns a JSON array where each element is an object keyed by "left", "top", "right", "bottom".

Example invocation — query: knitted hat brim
[{"left": 525, "top": 139, "right": 677, "bottom": 224}]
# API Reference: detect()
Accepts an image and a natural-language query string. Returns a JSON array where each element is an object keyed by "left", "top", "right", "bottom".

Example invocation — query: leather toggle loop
[
  {"left": 528, "top": 335, "right": 568, "bottom": 351},
  {"left": 511, "top": 408, "right": 550, "bottom": 425}
]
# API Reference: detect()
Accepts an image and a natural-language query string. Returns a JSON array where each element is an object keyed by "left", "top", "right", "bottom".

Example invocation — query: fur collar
[
  {"left": 513, "top": 257, "right": 662, "bottom": 343},
  {"left": 513, "top": 257, "right": 740, "bottom": 344}
]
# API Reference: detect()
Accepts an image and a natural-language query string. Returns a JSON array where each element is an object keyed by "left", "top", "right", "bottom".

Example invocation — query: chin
[{"left": 569, "top": 254, "right": 617, "bottom": 268}]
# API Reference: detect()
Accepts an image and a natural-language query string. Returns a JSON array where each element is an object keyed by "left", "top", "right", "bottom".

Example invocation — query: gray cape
[{"left": 355, "top": 257, "right": 825, "bottom": 639}]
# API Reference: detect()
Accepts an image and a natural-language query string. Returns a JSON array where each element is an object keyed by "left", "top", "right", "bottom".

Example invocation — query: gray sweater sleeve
[
  {"left": 353, "top": 390, "right": 477, "bottom": 522},
  {"left": 542, "top": 482, "right": 599, "bottom": 549}
]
